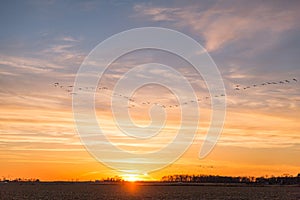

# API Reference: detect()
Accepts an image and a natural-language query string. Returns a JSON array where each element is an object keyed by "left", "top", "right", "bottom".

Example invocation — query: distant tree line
[
  {"left": 96, "top": 176, "right": 124, "bottom": 182},
  {"left": 1, "top": 177, "right": 40, "bottom": 183},
  {"left": 161, "top": 173, "right": 300, "bottom": 185}
]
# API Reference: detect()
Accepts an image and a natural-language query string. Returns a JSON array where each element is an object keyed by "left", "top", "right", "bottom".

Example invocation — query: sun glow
[{"left": 123, "top": 174, "right": 140, "bottom": 182}]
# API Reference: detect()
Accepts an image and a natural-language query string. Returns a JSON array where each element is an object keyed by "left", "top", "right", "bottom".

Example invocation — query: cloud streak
[{"left": 133, "top": 1, "right": 300, "bottom": 52}]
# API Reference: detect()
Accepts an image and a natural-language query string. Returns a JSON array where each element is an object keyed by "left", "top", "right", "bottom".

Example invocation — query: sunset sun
[{"left": 123, "top": 174, "right": 141, "bottom": 182}]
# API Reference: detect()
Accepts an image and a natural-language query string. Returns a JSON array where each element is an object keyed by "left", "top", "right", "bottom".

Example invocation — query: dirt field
[{"left": 0, "top": 182, "right": 300, "bottom": 200}]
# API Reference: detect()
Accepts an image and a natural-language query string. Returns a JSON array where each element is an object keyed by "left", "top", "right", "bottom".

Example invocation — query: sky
[{"left": 0, "top": 0, "right": 300, "bottom": 181}]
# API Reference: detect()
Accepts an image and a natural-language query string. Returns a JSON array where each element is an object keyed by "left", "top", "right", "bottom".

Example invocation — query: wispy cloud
[
  {"left": 60, "top": 36, "right": 80, "bottom": 42},
  {"left": 133, "top": 1, "right": 300, "bottom": 52},
  {"left": 39, "top": 36, "right": 85, "bottom": 68},
  {"left": 0, "top": 54, "right": 61, "bottom": 73}
]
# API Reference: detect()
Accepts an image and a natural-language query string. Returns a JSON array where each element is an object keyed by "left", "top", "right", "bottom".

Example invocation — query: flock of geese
[
  {"left": 234, "top": 78, "right": 298, "bottom": 90},
  {"left": 53, "top": 78, "right": 298, "bottom": 109}
]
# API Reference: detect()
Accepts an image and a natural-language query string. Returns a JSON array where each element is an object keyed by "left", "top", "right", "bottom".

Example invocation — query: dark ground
[{"left": 0, "top": 182, "right": 300, "bottom": 200}]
